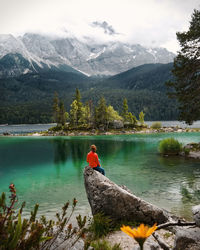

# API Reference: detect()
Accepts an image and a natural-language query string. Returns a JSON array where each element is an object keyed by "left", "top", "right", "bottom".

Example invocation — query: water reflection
[{"left": 1, "top": 134, "right": 200, "bottom": 220}]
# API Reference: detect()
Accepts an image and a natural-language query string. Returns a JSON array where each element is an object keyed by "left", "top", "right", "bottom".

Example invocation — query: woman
[{"left": 86, "top": 144, "right": 105, "bottom": 175}]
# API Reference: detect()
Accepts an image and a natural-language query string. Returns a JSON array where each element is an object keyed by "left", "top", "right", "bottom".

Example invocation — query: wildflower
[{"left": 121, "top": 223, "right": 157, "bottom": 250}]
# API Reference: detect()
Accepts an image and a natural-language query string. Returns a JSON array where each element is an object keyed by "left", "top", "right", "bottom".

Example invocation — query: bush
[
  {"left": 159, "top": 138, "right": 182, "bottom": 155},
  {"left": 151, "top": 122, "right": 162, "bottom": 129},
  {"left": 87, "top": 213, "right": 112, "bottom": 240},
  {"left": 0, "top": 184, "right": 87, "bottom": 250}
]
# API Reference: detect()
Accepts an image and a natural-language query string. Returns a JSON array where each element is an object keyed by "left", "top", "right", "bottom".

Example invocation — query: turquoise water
[{"left": 0, "top": 133, "right": 200, "bottom": 220}]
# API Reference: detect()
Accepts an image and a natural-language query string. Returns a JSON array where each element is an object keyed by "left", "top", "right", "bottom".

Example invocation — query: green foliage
[
  {"left": 139, "top": 111, "right": 145, "bottom": 125},
  {"left": 70, "top": 100, "right": 78, "bottom": 127},
  {"left": 0, "top": 62, "right": 179, "bottom": 124},
  {"left": 53, "top": 91, "right": 59, "bottom": 123},
  {"left": 87, "top": 213, "right": 112, "bottom": 240},
  {"left": 0, "top": 184, "right": 87, "bottom": 250},
  {"left": 167, "top": 9, "right": 200, "bottom": 124},
  {"left": 58, "top": 101, "right": 66, "bottom": 126},
  {"left": 107, "top": 105, "right": 123, "bottom": 122},
  {"left": 121, "top": 98, "right": 129, "bottom": 122},
  {"left": 159, "top": 138, "right": 182, "bottom": 155},
  {"left": 75, "top": 88, "right": 84, "bottom": 125},
  {"left": 183, "top": 147, "right": 190, "bottom": 156},
  {"left": 95, "top": 97, "right": 109, "bottom": 129},
  {"left": 151, "top": 122, "right": 162, "bottom": 129},
  {"left": 90, "top": 240, "right": 121, "bottom": 250}
]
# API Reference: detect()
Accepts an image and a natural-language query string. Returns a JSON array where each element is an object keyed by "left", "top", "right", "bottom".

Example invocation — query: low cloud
[{"left": 91, "top": 21, "right": 119, "bottom": 35}]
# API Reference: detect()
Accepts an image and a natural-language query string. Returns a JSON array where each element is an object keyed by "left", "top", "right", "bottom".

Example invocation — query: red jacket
[{"left": 87, "top": 151, "right": 100, "bottom": 168}]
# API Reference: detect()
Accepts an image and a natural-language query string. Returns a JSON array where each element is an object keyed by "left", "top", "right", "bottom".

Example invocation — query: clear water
[
  {"left": 0, "top": 124, "right": 55, "bottom": 135},
  {"left": 0, "top": 133, "right": 200, "bottom": 220}
]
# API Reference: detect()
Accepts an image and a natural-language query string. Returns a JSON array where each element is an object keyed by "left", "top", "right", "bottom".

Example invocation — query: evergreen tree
[
  {"left": 53, "top": 92, "right": 59, "bottom": 124},
  {"left": 122, "top": 98, "right": 129, "bottom": 122},
  {"left": 95, "top": 97, "right": 108, "bottom": 128},
  {"left": 74, "top": 88, "right": 83, "bottom": 125},
  {"left": 139, "top": 111, "right": 145, "bottom": 125},
  {"left": 127, "top": 112, "right": 137, "bottom": 126},
  {"left": 107, "top": 105, "right": 123, "bottom": 122},
  {"left": 58, "top": 101, "right": 66, "bottom": 126},
  {"left": 84, "top": 101, "right": 91, "bottom": 125},
  {"left": 167, "top": 9, "right": 200, "bottom": 124},
  {"left": 69, "top": 100, "right": 78, "bottom": 127}
]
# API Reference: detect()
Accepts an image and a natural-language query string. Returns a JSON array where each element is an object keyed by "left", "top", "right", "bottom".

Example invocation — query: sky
[{"left": 0, "top": 0, "right": 200, "bottom": 53}]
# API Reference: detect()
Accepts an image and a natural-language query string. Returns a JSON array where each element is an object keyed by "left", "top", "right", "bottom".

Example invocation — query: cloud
[
  {"left": 0, "top": 0, "right": 200, "bottom": 52},
  {"left": 91, "top": 21, "right": 119, "bottom": 36}
]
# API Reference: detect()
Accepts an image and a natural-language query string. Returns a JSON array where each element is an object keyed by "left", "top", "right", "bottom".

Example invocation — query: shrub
[
  {"left": 87, "top": 213, "right": 112, "bottom": 240},
  {"left": 48, "top": 124, "right": 63, "bottom": 132},
  {"left": 183, "top": 147, "right": 190, "bottom": 156},
  {"left": 151, "top": 122, "right": 162, "bottom": 129},
  {"left": 159, "top": 138, "right": 182, "bottom": 155},
  {"left": 0, "top": 184, "right": 87, "bottom": 250}
]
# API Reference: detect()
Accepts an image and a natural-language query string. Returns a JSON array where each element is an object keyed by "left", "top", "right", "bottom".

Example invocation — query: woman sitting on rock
[{"left": 87, "top": 144, "right": 105, "bottom": 175}]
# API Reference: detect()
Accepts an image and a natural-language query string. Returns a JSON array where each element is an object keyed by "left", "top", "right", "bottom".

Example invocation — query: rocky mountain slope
[{"left": 0, "top": 33, "right": 175, "bottom": 76}]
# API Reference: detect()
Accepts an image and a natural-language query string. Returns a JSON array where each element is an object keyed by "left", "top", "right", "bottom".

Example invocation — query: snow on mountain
[{"left": 0, "top": 33, "right": 175, "bottom": 77}]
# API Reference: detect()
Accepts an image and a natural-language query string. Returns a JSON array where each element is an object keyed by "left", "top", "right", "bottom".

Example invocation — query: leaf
[
  {"left": 39, "top": 236, "right": 52, "bottom": 242},
  {"left": 8, "top": 212, "right": 22, "bottom": 249}
]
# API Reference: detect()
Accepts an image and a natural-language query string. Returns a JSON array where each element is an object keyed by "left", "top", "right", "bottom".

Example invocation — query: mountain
[
  {"left": 0, "top": 63, "right": 178, "bottom": 124},
  {"left": 0, "top": 33, "right": 175, "bottom": 76},
  {"left": 100, "top": 63, "right": 173, "bottom": 91}
]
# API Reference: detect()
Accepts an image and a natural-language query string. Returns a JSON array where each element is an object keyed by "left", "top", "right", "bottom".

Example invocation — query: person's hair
[{"left": 90, "top": 144, "right": 97, "bottom": 152}]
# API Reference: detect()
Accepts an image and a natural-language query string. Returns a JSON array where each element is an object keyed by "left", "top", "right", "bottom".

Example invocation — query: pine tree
[
  {"left": 139, "top": 111, "right": 145, "bottom": 125},
  {"left": 53, "top": 92, "right": 59, "bottom": 124},
  {"left": 122, "top": 98, "right": 129, "bottom": 122},
  {"left": 58, "top": 101, "right": 66, "bottom": 126},
  {"left": 69, "top": 100, "right": 78, "bottom": 127},
  {"left": 127, "top": 112, "right": 137, "bottom": 126},
  {"left": 167, "top": 9, "right": 200, "bottom": 124},
  {"left": 95, "top": 97, "right": 108, "bottom": 128},
  {"left": 75, "top": 88, "right": 83, "bottom": 125}
]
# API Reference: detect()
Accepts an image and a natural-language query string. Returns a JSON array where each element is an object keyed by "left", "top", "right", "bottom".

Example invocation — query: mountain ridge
[{"left": 0, "top": 33, "right": 175, "bottom": 77}]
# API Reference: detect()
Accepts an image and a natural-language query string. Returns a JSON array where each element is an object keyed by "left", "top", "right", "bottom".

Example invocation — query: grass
[
  {"left": 151, "top": 121, "right": 162, "bottom": 129},
  {"left": 159, "top": 137, "right": 182, "bottom": 155}
]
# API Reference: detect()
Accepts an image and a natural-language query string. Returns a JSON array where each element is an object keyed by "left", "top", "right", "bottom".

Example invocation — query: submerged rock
[{"left": 84, "top": 166, "right": 173, "bottom": 225}]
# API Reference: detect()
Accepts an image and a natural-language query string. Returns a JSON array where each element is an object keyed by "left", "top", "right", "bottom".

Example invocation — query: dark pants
[{"left": 93, "top": 166, "right": 105, "bottom": 176}]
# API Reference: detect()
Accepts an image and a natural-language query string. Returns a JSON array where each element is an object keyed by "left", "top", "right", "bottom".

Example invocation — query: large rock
[
  {"left": 174, "top": 227, "right": 200, "bottom": 250},
  {"left": 192, "top": 205, "right": 200, "bottom": 227},
  {"left": 84, "top": 166, "right": 173, "bottom": 225}
]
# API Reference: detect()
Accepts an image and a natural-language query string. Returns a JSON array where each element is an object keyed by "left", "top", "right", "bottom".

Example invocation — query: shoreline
[{"left": 1, "top": 126, "right": 200, "bottom": 137}]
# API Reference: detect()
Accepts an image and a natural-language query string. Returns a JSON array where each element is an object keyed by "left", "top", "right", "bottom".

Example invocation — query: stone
[
  {"left": 174, "top": 227, "right": 200, "bottom": 250},
  {"left": 192, "top": 205, "right": 200, "bottom": 227},
  {"left": 84, "top": 166, "right": 173, "bottom": 225},
  {"left": 109, "top": 120, "right": 124, "bottom": 129}
]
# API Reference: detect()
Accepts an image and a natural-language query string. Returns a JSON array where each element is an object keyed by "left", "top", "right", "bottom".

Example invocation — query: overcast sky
[{"left": 0, "top": 0, "right": 200, "bottom": 52}]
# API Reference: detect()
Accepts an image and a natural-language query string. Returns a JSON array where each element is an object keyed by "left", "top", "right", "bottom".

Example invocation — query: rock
[
  {"left": 109, "top": 120, "right": 124, "bottom": 129},
  {"left": 106, "top": 231, "right": 161, "bottom": 250},
  {"left": 84, "top": 166, "right": 173, "bottom": 225},
  {"left": 3, "top": 132, "right": 11, "bottom": 136},
  {"left": 192, "top": 205, "right": 200, "bottom": 227},
  {"left": 174, "top": 227, "right": 200, "bottom": 250}
]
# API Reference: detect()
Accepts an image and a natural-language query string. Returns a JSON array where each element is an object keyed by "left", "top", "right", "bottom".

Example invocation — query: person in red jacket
[{"left": 87, "top": 144, "right": 105, "bottom": 175}]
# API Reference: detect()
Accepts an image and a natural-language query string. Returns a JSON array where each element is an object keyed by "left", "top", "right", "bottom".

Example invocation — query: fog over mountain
[{"left": 0, "top": 33, "right": 175, "bottom": 77}]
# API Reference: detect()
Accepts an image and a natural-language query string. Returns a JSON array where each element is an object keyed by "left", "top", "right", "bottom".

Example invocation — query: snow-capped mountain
[{"left": 0, "top": 33, "right": 175, "bottom": 77}]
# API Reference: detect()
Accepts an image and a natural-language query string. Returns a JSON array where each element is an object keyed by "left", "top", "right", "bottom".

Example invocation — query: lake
[{"left": 0, "top": 133, "right": 200, "bottom": 221}]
